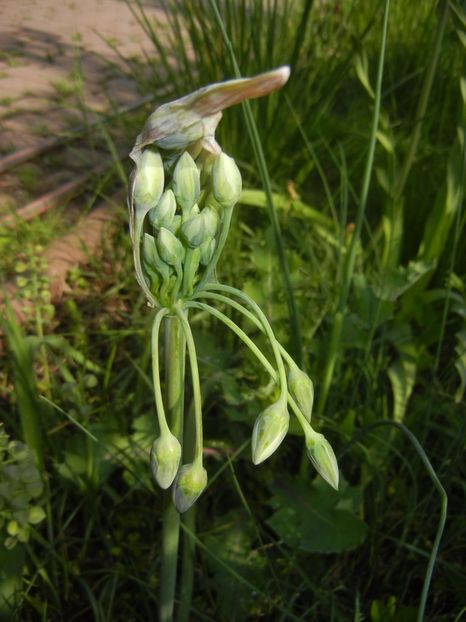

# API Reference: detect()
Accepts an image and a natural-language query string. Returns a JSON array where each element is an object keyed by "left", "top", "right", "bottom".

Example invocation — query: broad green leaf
[
  {"left": 372, "top": 261, "right": 435, "bottom": 302},
  {"left": 267, "top": 477, "right": 366, "bottom": 553}
]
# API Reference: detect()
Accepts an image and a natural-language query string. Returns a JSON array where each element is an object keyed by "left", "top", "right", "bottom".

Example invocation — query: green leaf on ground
[{"left": 266, "top": 476, "right": 366, "bottom": 553}]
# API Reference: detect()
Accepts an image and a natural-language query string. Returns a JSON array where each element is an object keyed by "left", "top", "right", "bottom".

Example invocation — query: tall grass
[{"left": 1, "top": 0, "right": 465, "bottom": 619}]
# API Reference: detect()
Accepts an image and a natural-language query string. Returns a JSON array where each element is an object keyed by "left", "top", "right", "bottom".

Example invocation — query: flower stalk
[{"left": 127, "top": 65, "right": 338, "bottom": 622}]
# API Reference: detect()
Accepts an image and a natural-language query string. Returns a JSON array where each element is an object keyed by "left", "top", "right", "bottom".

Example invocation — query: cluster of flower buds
[
  {"left": 128, "top": 145, "right": 242, "bottom": 308},
  {"left": 128, "top": 66, "right": 339, "bottom": 513}
]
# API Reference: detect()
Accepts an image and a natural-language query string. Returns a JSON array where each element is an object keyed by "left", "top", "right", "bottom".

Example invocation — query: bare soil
[{"left": 0, "top": 0, "right": 166, "bottom": 153}]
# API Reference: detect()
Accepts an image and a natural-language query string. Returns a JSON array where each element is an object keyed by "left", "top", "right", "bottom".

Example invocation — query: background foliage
[{"left": 1, "top": 0, "right": 465, "bottom": 620}]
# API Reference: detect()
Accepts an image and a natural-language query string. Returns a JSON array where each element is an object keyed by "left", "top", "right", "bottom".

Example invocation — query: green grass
[{"left": 0, "top": 0, "right": 465, "bottom": 620}]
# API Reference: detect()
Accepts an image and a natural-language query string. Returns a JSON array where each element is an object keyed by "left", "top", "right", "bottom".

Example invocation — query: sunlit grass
[{"left": 0, "top": 0, "right": 465, "bottom": 619}]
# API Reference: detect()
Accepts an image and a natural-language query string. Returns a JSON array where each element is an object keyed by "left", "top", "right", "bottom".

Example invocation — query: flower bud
[
  {"left": 201, "top": 205, "right": 219, "bottom": 239},
  {"left": 212, "top": 153, "right": 242, "bottom": 209},
  {"left": 150, "top": 433, "right": 181, "bottom": 489},
  {"left": 305, "top": 431, "right": 339, "bottom": 490},
  {"left": 169, "top": 215, "right": 181, "bottom": 234},
  {"left": 143, "top": 233, "right": 170, "bottom": 281},
  {"left": 251, "top": 400, "right": 289, "bottom": 465},
  {"left": 148, "top": 189, "right": 176, "bottom": 229},
  {"left": 173, "top": 462, "right": 208, "bottom": 513},
  {"left": 133, "top": 147, "right": 164, "bottom": 211},
  {"left": 157, "top": 227, "right": 185, "bottom": 266},
  {"left": 172, "top": 152, "right": 200, "bottom": 214},
  {"left": 199, "top": 237, "right": 216, "bottom": 266},
  {"left": 180, "top": 213, "right": 206, "bottom": 248},
  {"left": 288, "top": 366, "right": 314, "bottom": 422}
]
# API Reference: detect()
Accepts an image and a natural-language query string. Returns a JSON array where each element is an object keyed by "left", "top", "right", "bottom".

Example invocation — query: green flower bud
[
  {"left": 168, "top": 215, "right": 182, "bottom": 234},
  {"left": 199, "top": 237, "right": 216, "bottom": 266},
  {"left": 212, "top": 152, "right": 242, "bottom": 209},
  {"left": 251, "top": 400, "right": 289, "bottom": 465},
  {"left": 201, "top": 205, "right": 219, "bottom": 238},
  {"left": 150, "top": 433, "right": 182, "bottom": 489},
  {"left": 133, "top": 147, "right": 164, "bottom": 211},
  {"left": 196, "top": 150, "right": 216, "bottom": 185},
  {"left": 142, "top": 233, "right": 170, "bottom": 281},
  {"left": 305, "top": 431, "right": 339, "bottom": 490},
  {"left": 172, "top": 152, "right": 200, "bottom": 214},
  {"left": 157, "top": 227, "right": 185, "bottom": 266},
  {"left": 180, "top": 213, "right": 206, "bottom": 248},
  {"left": 288, "top": 366, "right": 314, "bottom": 422},
  {"left": 148, "top": 189, "right": 176, "bottom": 229},
  {"left": 173, "top": 462, "right": 208, "bottom": 513}
]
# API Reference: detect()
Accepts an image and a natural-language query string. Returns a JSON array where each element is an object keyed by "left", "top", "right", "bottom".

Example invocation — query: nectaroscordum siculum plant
[{"left": 127, "top": 66, "right": 339, "bottom": 622}]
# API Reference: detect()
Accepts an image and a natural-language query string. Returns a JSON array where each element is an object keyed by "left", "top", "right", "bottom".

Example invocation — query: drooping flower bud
[
  {"left": 148, "top": 189, "right": 177, "bottom": 229},
  {"left": 288, "top": 365, "right": 314, "bottom": 422},
  {"left": 150, "top": 433, "right": 182, "bottom": 489},
  {"left": 157, "top": 227, "right": 185, "bottom": 266},
  {"left": 212, "top": 152, "right": 242, "bottom": 209},
  {"left": 251, "top": 400, "right": 289, "bottom": 465},
  {"left": 305, "top": 431, "right": 339, "bottom": 490},
  {"left": 133, "top": 147, "right": 165, "bottom": 211},
  {"left": 199, "top": 237, "right": 216, "bottom": 266},
  {"left": 172, "top": 152, "right": 200, "bottom": 214},
  {"left": 173, "top": 462, "right": 208, "bottom": 513},
  {"left": 181, "top": 213, "right": 206, "bottom": 248}
]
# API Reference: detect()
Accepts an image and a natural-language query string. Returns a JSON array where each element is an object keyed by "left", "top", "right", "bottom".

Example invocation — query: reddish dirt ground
[{"left": 0, "top": 0, "right": 167, "bottom": 153}]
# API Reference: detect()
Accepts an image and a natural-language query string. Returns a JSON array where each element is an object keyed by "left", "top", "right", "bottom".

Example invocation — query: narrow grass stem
[
  {"left": 434, "top": 113, "right": 466, "bottom": 374},
  {"left": 160, "top": 315, "right": 186, "bottom": 622},
  {"left": 342, "top": 420, "right": 448, "bottom": 622},
  {"left": 394, "top": 0, "right": 450, "bottom": 201},
  {"left": 317, "top": 0, "right": 391, "bottom": 418},
  {"left": 208, "top": 0, "right": 302, "bottom": 365}
]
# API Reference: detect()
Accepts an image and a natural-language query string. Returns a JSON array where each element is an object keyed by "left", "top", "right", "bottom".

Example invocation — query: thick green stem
[
  {"left": 177, "top": 398, "right": 197, "bottom": 622},
  {"left": 177, "top": 508, "right": 196, "bottom": 622},
  {"left": 160, "top": 315, "right": 186, "bottom": 622}
]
